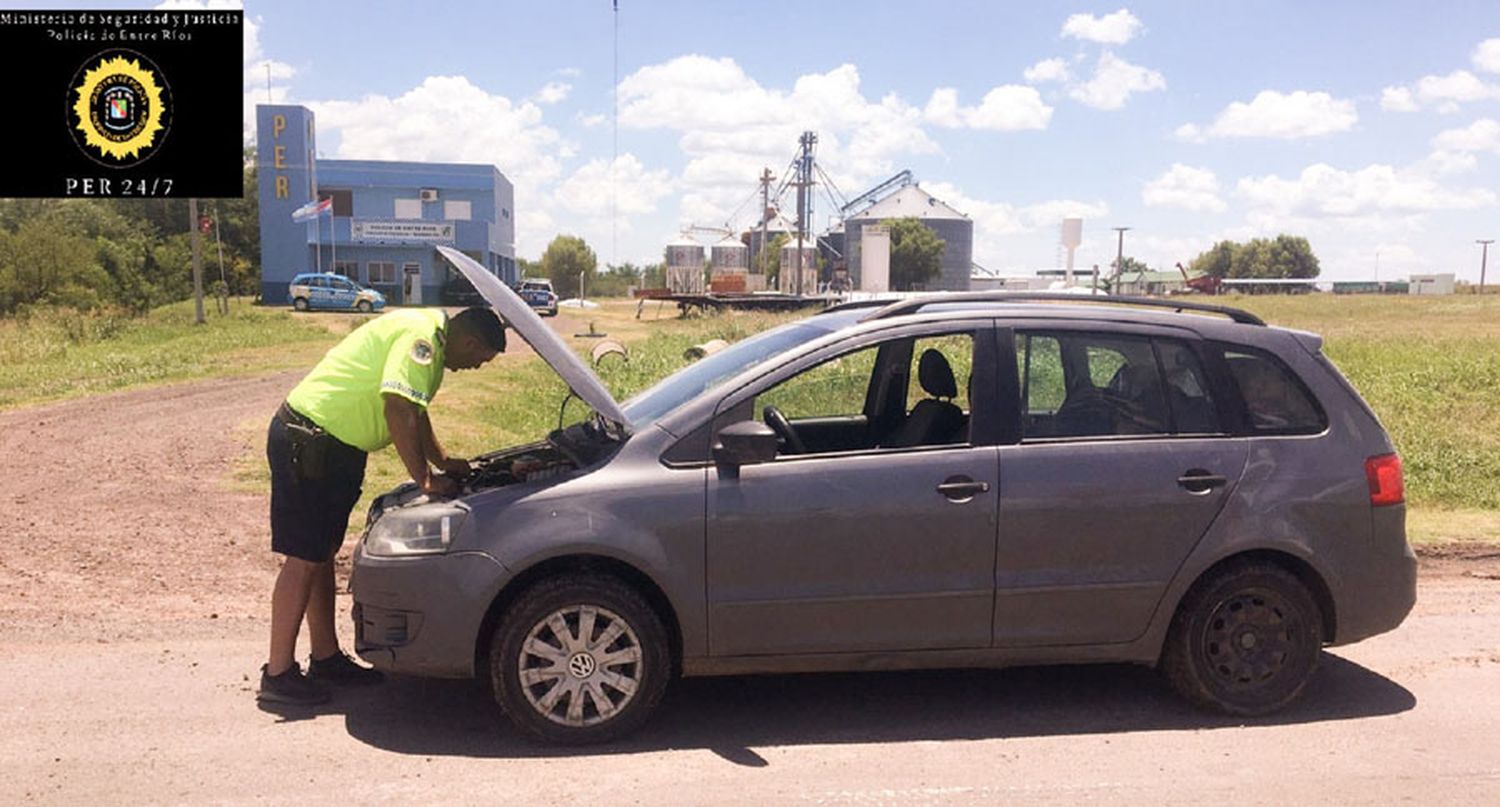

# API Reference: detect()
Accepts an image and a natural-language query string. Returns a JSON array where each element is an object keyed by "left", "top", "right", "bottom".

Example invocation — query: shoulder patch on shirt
[{"left": 410, "top": 338, "right": 434, "bottom": 365}]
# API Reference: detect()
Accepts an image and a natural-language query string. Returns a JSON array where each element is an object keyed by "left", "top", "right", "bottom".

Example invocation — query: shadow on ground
[{"left": 259, "top": 652, "right": 1413, "bottom": 765}]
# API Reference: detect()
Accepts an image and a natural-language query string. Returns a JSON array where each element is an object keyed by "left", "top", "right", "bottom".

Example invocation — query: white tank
[
  {"left": 710, "top": 236, "right": 749, "bottom": 271},
  {"left": 665, "top": 235, "right": 705, "bottom": 293},
  {"left": 778, "top": 238, "right": 820, "bottom": 293}
]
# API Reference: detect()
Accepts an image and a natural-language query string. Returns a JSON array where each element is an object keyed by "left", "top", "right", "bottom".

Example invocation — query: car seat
[{"left": 882, "top": 349, "right": 965, "bottom": 447}]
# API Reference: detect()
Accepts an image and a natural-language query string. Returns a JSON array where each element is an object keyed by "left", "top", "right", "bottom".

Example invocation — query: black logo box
[{"left": 0, "top": 9, "right": 243, "bottom": 198}]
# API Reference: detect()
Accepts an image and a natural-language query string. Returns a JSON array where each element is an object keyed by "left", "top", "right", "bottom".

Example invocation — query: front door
[
  {"left": 403, "top": 264, "right": 422, "bottom": 305},
  {"left": 705, "top": 326, "right": 1000, "bottom": 656},
  {"left": 994, "top": 328, "right": 1247, "bottom": 647}
]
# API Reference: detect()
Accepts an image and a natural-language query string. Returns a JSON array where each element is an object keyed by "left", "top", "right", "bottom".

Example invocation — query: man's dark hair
[{"left": 450, "top": 307, "right": 506, "bottom": 352}]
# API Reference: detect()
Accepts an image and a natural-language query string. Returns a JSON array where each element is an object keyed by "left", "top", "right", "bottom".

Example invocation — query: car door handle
[
  {"left": 937, "top": 476, "right": 990, "bottom": 501},
  {"left": 1177, "top": 469, "right": 1228, "bottom": 494}
]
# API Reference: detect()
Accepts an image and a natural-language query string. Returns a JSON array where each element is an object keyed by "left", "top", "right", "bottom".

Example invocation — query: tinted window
[
  {"left": 1157, "top": 340, "right": 1220, "bottom": 434},
  {"left": 1223, "top": 348, "right": 1324, "bottom": 433},
  {"left": 1018, "top": 332, "right": 1169, "bottom": 438}
]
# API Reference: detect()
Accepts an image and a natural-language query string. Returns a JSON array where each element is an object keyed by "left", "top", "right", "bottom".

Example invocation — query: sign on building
[{"left": 351, "top": 219, "right": 456, "bottom": 243}]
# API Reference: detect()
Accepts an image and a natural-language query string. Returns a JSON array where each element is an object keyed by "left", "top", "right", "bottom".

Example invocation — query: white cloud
[
  {"left": 1432, "top": 118, "right": 1500, "bottom": 153},
  {"left": 554, "top": 154, "right": 673, "bottom": 219},
  {"left": 1142, "top": 164, "right": 1226, "bottom": 212},
  {"left": 1237, "top": 162, "right": 1497, "bottom": 218},
  {"left": 1177, "top": 90, "right": 1357, "bottom": 140},
  {"left": 1380, "top": 86, "right": 1418, "bottom": 112},
  {"left": 1067, "top": 52, "right": 1165, "bottom": 110},
  {"left": 619, "top": 56, "right": 940, "bottom": 227},
  {"left": 558, "top": 67, "right": 583, "bottom": 78},
  {"left": 1060, "top": 8, "right": 1144, "bottom": 45},
  {"left": 534, "top": 81, "right": 572, "bottom": 105},
  {"left": 1474, "top": 38, "right": 1500, "bottom": 73},
  {"left": 926, "top": 86, "right": 1054, "bottom": 131},
  {"left": 577, "top": 112, "right": 607, "bottom": 128},
  {"left": 308, "top": 75, "right": 565, "bottom": 193},
  {"left": 1382, "top": 70, "right": 1500, "bottom": 113},
  {"left": 1023, "top": 58, "right": 1071, "bottom": 84}
]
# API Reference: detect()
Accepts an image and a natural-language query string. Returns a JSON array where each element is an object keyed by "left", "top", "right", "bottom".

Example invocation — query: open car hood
[{"left": 436, "top": 246, "right": 630, "bottom": 433}]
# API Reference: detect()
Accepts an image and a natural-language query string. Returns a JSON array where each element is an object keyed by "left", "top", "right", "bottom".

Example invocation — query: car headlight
[{"left": 364, "top": 503, "right": 467, "bottom": 557}]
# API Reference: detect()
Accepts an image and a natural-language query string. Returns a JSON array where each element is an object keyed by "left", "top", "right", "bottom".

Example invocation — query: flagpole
[
  {"left": 329, "top": 204, "right": 337, "bottom": 275},
  {"left": 313, "top": 208, "right": 322, "bottom": 273}
]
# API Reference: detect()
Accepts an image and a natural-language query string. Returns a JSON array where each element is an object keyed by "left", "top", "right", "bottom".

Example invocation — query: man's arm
[
  {"left": 418, "top": 410, "right": 470, "bottom": 477},
  {"left": 384, "top": 394, "right": 456, "bottom": 496}
]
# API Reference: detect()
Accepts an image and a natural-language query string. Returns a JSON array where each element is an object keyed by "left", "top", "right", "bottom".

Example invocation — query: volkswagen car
[
  {"left": 349, "top": 246, "right": 1416, "bottom": 745},
  {"left": 288, "top": 272, "right": 386, "bottom": 313}
]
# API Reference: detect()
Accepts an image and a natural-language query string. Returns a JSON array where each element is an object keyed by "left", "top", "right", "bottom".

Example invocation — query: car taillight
[{"left": 1365, "top": 453, "right": 1404, "bottom": 507}]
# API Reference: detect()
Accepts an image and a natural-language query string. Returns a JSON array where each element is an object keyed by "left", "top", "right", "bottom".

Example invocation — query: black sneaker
[
  {"left": 258, "top": 662, "right": 331, "bottom": 705},
  {"left": 307, "top": 651, "right": 384, "bottom": 686}
]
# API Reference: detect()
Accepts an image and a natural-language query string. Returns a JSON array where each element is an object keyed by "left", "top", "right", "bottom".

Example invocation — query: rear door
[
  {"left": 705, "top": 321, "right": 1003, "bottom": 656},
  {"left": 994, "top": 324, "right": 1248, "bottom": 647}
]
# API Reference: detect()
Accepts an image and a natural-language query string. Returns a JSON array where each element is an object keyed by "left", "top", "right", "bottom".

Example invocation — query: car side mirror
[{"left": 712, "top": 421, "right": 780, "bottom": 467}]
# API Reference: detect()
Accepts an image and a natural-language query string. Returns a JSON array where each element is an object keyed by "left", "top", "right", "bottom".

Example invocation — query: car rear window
[{"left": 1221, "top": 347, "right": 1326, "bottom": 434}]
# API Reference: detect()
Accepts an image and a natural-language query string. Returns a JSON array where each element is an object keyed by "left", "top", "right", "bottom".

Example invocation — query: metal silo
[
  {"left": 709, "top": 235, "right": 751, "bottom": 293},
  {"left": 845, "top": 185, "right": 973, "bottom": 292},
  {"left": 778, "top": 238, "right": 821, "bottom": 294},
  {"left": 665, "top": 234, "right": 705, "bottom": 293}
]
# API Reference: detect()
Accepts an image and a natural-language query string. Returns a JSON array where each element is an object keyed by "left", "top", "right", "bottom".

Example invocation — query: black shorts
[{"left": 267, "top": 405, "right": 368, "bottom": 563}]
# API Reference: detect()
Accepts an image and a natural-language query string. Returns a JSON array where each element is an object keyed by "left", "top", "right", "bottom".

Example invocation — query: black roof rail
[{"left": 854, "top": 292, "right": 1265, "bottom": 326}]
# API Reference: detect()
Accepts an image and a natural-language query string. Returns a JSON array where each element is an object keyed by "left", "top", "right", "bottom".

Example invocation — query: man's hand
[
  {"left": 436, "top": 456, "right": 471, "bottom": 479},
  {"left": 421, "top": 474, "right": 460, "bottom": 497}
]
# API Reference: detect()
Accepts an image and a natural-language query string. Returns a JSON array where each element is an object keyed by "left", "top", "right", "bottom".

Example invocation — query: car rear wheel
[
  {"left": 1162, "top": 561, "right": 1322, "bottom": 716},
  {"left": 357, "top": 299, "right": 373, "bottom": 313},
  {"left": 489, "top": 574, "right": 670, "bottom": 744},
  {"left": 292, "top": 297, "right": 309, "bottom": 311}
]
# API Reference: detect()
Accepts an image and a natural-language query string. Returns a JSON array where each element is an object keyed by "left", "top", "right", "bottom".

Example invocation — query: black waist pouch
[{"left": 284, "top": 421, "right": 330, "bottom": 481}]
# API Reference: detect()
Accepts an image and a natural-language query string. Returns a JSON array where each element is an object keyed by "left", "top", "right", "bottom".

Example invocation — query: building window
[
  {"left": 394, "top": 199, "right": 423, "bottom": 219},
  {"left": 444, "top": 200, "right": 471, "bottom": 221},
  {"left": 322, "top": 189, "right": 353, "bottom": 217},
  {"left": 333, "top": 260, "right": 358, "bottom": 280},
  {"left": 368, "top": 261, "right": 396, "bottom": 284}
]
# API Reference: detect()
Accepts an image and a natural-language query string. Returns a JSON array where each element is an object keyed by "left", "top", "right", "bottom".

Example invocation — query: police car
[
  {"left": 288, "top": 272, "right": 387, "bottom": 313},
  {"left": 516, "top": 278, "right": 558, "bottom": 317}
]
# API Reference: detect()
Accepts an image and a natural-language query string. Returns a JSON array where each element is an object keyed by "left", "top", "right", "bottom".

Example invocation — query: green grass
[{"left": 0, "top": 299, "right": 348, "bottom": 409}]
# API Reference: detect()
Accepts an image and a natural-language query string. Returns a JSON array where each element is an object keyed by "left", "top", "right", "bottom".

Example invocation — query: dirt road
[{"left": 2, "top": 372, "right": 1498, "bottom": 805}]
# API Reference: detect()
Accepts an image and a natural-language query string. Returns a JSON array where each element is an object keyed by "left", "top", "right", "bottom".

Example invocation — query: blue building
[{"left": 256, "top": 104, "right": 516, "bottom": 305}]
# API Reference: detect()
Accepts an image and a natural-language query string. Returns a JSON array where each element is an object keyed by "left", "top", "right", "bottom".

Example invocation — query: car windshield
[{"left": 621, "top": 320, "right": 834, "bottom": 426}]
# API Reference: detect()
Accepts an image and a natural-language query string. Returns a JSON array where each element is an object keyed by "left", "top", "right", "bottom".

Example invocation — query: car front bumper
[{"left": 350, "top": 546, "right": 507, "bottom": 678}]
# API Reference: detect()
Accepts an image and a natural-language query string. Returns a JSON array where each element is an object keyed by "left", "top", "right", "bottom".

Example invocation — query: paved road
[{"left": 2, "top": 374, "right": 1498, "bottom": 805}]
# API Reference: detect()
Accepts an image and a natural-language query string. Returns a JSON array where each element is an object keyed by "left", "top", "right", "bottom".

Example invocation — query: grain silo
[
  {"left": 709, "top": 235, "right": 751, "bottom": 293},
  {"left": 778, "top": 238, "right": 821, "bottom": 294},
  {"left": 845, "top": 185, "right": 972, "bottom": 291},
  {"left": 665, "top": 234, "right": 705, "bottom": 293}
]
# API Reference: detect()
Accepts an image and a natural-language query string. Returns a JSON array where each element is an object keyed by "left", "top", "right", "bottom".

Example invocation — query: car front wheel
[
  {"left": 292, "top": 297, "right": 309, "bottom": 311},
  {"left": 1161, "top": 561, "right": 1323, "bottom": 716},
  {"left": 490, "top": 574, "right": 670, "bottom": 744}
]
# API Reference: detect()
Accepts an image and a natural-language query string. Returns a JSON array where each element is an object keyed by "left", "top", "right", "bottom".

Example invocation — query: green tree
[
  {"left": 885, "top": 217, "right": 946, "bottom": 290},
  {"left": 760, "top": 233, "right": 788, "bottom": 286},
  {"left": 1189, "top": 235, "right": 1320, "bottom": 280},
  {"left": 1117, "top": 256, "right": 1152, "bottom": 275},
  {"left": 1190, "top": 240, "right": 1238, "bottom": 279},
  {"left": 0, "top": 216, "right": 106, "bottom": 312},
  {"left": 540, "top": 234, "right": 597, "bottom": 298}
]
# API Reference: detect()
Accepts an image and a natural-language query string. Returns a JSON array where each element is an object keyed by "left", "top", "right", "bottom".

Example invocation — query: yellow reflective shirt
[{"left": 286, "top": 308, "right": 447, "bottom": 452}]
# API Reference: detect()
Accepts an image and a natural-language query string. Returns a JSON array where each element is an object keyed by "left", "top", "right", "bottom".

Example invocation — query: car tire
[
  {"left": 357, "top": 300, "right": 373, "bottom": 313},
  {"left": 489, "top": 574, "right": 670, "bottom": 745},
  {"left": 292, "top": 297, "right": 309, "bottom": 311},
  {"left": 1161, "top": 561, "right": 1323, "bottom": 716}
]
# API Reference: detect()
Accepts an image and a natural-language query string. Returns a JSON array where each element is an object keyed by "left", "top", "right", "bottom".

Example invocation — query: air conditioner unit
[{"left": 419, "top": 188, "right": 439, "bottom": 202}]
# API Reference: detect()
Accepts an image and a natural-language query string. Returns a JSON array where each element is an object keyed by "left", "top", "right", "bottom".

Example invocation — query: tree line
[{"left": 0, "top": 151, "right": 261, "bottom": 316}]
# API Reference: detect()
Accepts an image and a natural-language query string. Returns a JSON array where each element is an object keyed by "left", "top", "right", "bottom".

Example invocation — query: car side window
[
  {"left": 309, "top": 277, "right": 328, "bottom": 289},
  {"left": 1156, "top": 340, "right": 1220, "bottom": 434},
  {"left": 757, "top": 344, "right": 878, "bottom": 421},
  {"left": 1222, "top": 347, "right": 1325, "bottom": 434},
  {"left": 1018, "top": 331, "right": 1170, "bottom": 439}
]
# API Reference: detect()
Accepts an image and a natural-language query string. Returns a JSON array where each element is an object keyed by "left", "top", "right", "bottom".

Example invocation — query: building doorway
[{"left": 403, "top": 263, "right": 422, "bottom": 305}]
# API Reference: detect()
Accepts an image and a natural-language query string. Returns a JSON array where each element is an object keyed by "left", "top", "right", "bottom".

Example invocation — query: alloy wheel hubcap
[{"left": 518, "top": 605, "right": 643, "bottom": 727}]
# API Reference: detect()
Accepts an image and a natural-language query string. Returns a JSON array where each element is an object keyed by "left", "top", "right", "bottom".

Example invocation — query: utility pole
[
  {"left": 188, "top": 198, "right": 205, "bottom": 324},
  {"left": 1479, "top": 239, "right": 1494, "bottom": 294},
  {"left": 1112, "top": 226, "right": 1131, "bottom": 293},
  {"left": 758, "top": 167, "right": 773, "bottom": 277},
  {"left": 793, "top": 131, "right": 816, "bottom": 296}
]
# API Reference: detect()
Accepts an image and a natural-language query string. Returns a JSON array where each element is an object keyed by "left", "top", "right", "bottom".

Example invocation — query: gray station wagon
[{"left": 350, "top": 246, "right": 1416, "bottom": 744}]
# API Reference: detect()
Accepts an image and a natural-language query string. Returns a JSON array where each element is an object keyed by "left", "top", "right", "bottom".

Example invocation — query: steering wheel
[{"left": 762, "top": 406, "right": 807, "bottom": 455}]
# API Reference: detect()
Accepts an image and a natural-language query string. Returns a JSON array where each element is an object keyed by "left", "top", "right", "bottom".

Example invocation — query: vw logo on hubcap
[{"left": 568, "top": 652, "right": 597, "bottom": 678}]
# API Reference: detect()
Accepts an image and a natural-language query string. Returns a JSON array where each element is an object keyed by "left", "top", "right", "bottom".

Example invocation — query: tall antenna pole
[
  {"left": 611, "top": 0, "right": 619, "bottom": 270},
  {"left": 758, "top": 167, "right": 773, "bottom": 277},
  {"left": 1479, "top": 239, "right": 1494, "bottom": 294},
  {"left": 188, "top": 199, "right": 205, "bottom": 324},
  {"left": 265, "top": 62, "right": 271, "bottom": 104}
]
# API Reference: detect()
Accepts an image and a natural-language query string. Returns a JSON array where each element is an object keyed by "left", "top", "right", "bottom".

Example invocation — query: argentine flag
[{"left": 291, "top": 197, "right": 332, "bottom": 223}]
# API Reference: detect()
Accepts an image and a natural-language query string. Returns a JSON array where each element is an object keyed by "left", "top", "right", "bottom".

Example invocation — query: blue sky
[{"left": 37, "top": 1, "right": 1500, "bottom": 280}]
